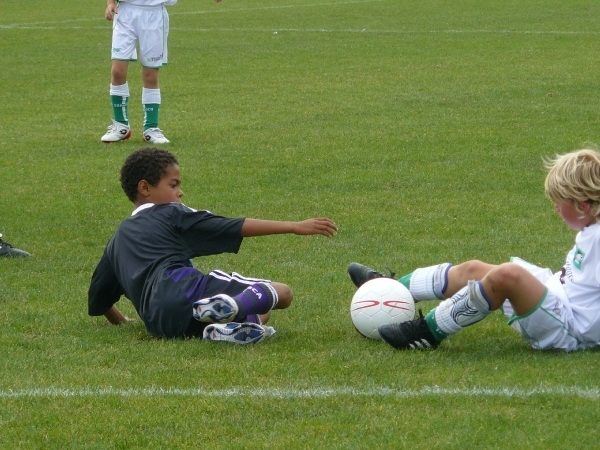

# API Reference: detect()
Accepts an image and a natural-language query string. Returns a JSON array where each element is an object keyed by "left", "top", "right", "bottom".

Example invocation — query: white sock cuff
[
  {"left": 468, "top": 280, "right": 492, "bottom": 313},
  {"left": 142, "top": 88, "right": 161, "bottom": 105},
  {"left": 410, "top": 266, "right": 436, "bottom": 300},
  {"left": 110, "top": 82, "right": 129, "bottom": 97},
  {"left": 262, "top": 282, "right": 279, "bottom": 308},
  {"left": 432, "top": 263, "right": 452, "bottom": 299},
  {"left": 410, "top": 263, "right": 451, "bottom": 301}
]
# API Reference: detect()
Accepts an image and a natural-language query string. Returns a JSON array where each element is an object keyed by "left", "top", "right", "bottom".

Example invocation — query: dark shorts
[{"left": 147, "top": 267, "right": 270, "bottom": 338}]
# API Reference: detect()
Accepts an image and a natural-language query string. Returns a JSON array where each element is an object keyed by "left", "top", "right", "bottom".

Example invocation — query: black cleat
[
  {"left": 378, "top": 310, "right": 440, "bottom": 350},
  {"left": 347, "top": 262, "right": 394, "bottom": 288},
  {"left": 0, "top": 234, "right": 30, "bottom": 257}
]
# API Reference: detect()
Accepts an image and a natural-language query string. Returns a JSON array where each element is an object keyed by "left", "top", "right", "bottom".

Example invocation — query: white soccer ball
[{"left": 350, "top": 278, "right": 415, "bottom": 340}]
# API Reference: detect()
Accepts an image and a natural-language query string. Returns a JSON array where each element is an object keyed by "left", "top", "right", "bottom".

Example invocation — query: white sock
[
  {"left": 409, "top": 263, "right": 452, "bottom": 301},
  {"left": 142, "top": 87, "right": 161, "bottom": 105},
  {"left": 434, "top": 280, "right": 493, "bottom": 336},
  {"left": 110, "top": 82, "right": 129, "bottom": 97}
]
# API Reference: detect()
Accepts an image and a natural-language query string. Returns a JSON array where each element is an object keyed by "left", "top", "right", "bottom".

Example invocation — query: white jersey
[
  {"left": 119, "top": 1, "right": 177, "bottom": 6},
  {"left": 550, "top": 223, "right": 600, "bottom": 344},
  {"left": 505, "top": 223, "right": 600, "bottom": 350}
]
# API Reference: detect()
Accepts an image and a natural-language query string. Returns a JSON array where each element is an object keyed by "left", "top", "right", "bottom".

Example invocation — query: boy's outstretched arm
[{"left": 241, "top": 218, "right": 337, "bottom": 238}]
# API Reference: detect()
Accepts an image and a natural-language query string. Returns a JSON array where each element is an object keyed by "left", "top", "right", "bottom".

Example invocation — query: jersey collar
[
  {"left": 131, "top": 203, "right": 155, "bottom": 216},
  {"left": 131, "top": 202, "right": 197, "bottom": 216}
]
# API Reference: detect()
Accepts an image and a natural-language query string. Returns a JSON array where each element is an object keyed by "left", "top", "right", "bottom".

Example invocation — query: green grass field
[{"left": 1, "top": 0, "right": 600, "bottom": 448}]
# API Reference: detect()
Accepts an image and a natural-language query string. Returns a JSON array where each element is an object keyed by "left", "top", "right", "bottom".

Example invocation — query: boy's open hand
[{"left": 294, "top": 218, "right": 338, "bottom": 237}]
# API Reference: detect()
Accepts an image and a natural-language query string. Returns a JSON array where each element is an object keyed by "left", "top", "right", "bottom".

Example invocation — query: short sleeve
[
  {"left": 172, "top": 205, "right": 245, "bottom": 257},
  {"left": 88, "top": 251, "right": 125, "bottom": 316}
]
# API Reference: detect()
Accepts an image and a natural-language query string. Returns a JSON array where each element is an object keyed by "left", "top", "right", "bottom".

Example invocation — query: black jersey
[{"left": 88, "top": 202, "right": 244, "bottom": 337}]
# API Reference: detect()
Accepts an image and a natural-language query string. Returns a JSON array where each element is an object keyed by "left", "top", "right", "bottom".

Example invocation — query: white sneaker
[
  {"left": 143, "top": 127, "right": 170, "bottom": 144},
  {"left": 203, "top": 322, "right": 276, "bottom": 345},
  {"left": 101, "top": 120, "right": 131, "bottom": 143},
  {"left": 192, "top": 295, "right": 239, "bottom": 323}
]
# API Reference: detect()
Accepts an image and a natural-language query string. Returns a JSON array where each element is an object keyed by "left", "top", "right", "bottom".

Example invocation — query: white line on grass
[
  {"left": 1, "top": 386, "right": 599, "bottom": 399},
  {"left": 1, "top": 0, "right": 600, "bottom": 35},
  {"left": 0, "top": 0, "right": 382, "bottom": 29},
  {"left": 171, "top": 0, "right": 387, "bottom": 16}
]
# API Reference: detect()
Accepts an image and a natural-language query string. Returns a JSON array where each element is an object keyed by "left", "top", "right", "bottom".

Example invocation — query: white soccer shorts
[
  {"left": 110, "top": 3, "right": 169, "bottom": 68},
  {"left": 501, "top": 257, "right": 584, "bottom": 351}
]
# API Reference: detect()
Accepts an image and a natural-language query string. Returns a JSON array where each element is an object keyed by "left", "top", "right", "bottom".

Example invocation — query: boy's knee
[
  {"left": 272, "top": 283, "right": 293, "bottom": 309},
  {"left": 142, "top": 67, "right": 160, "bottom": 86},
  {"left": 489, "top": 263, "right": 525, "bottom": 286},
  {"left": 111, "top": 63, "right": 128, "bottom": 84},
  {"left": 462, "top": 260, "right": 489, "bottom": 278}
]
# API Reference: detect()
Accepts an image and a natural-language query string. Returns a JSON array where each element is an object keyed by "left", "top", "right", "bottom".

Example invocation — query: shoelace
[
  {"left": 402, "top": 310, "right": 436, "bottom": 347},
  {"left": 384, "top": 266, "right": 396, "bottom": 279},
  {"left": 108, "top": 122, "right": 128, "bottom": 131}
]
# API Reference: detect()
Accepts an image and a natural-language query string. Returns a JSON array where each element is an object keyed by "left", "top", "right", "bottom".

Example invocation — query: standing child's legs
[
  {"left": 101, "top": 60, "right": 133, "bottom": 142},
  {"left": 138, "top": 3, "right": 171, "bottom": 144},
  {"left": 102, "top": 1, "right": 137, "bottom": 143},
  {"left": 110, "top": 61, "right": 130, "bottom": 125},
  {"left": 141, "top": 67, "right": 165, "bottom": 138},
  {"left": 141, "top": 67, "right": 169, "bottom": 144},
  {"left": 102, "top": 2, "right": 170, "bottom": 143}
]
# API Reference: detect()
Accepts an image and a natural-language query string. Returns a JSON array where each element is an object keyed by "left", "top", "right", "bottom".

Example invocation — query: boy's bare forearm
[{"left": 241, "top": 218, "right": 337, "bottom": 237}]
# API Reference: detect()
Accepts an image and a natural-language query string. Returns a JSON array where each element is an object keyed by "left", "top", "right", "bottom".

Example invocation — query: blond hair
[{"left": 544, "top": 148, "right": 600, "bottom": 220}]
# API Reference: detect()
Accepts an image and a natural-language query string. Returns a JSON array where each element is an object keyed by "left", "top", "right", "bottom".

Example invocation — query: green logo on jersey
[{"left": 573, "top": 247, "right": 585, "bottom": 270}]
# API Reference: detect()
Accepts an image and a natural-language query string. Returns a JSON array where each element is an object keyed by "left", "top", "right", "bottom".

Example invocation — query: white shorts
[
  {"left": 111, "top": 3, "right": 169, "bottom": 68},
  {"left": 501, "top": 257, "right": 582, "bottom": 351}
]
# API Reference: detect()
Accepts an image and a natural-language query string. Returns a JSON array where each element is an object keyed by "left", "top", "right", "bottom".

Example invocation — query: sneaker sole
[
  {"left": 203, "top": 323, "right": 265, "bottom": 344},
  {"left": 193, "top": 296, "right": 238, "bottom": 323},
  {"left": 101, "top": 130, "right": 132, "bottom": 143},
  {"left": 0, "top": 250, "right": 31, "bottom": 257},
  {"left": 143, "top": 138, "right": 170, "bottom": 144}
]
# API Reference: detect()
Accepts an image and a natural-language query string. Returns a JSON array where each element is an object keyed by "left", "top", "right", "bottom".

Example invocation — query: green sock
[
  {"left": 425, "top": 309, "right": 447, "bottom": 342},
  {"left": 399, "top": 272, "right": 412, "bottom": 289},
  {"left": 111, "top": 95, "right": 129, "bottom": 125},
  {"left": 143, "top": 104, "right": 160, "bottom": 130}
]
